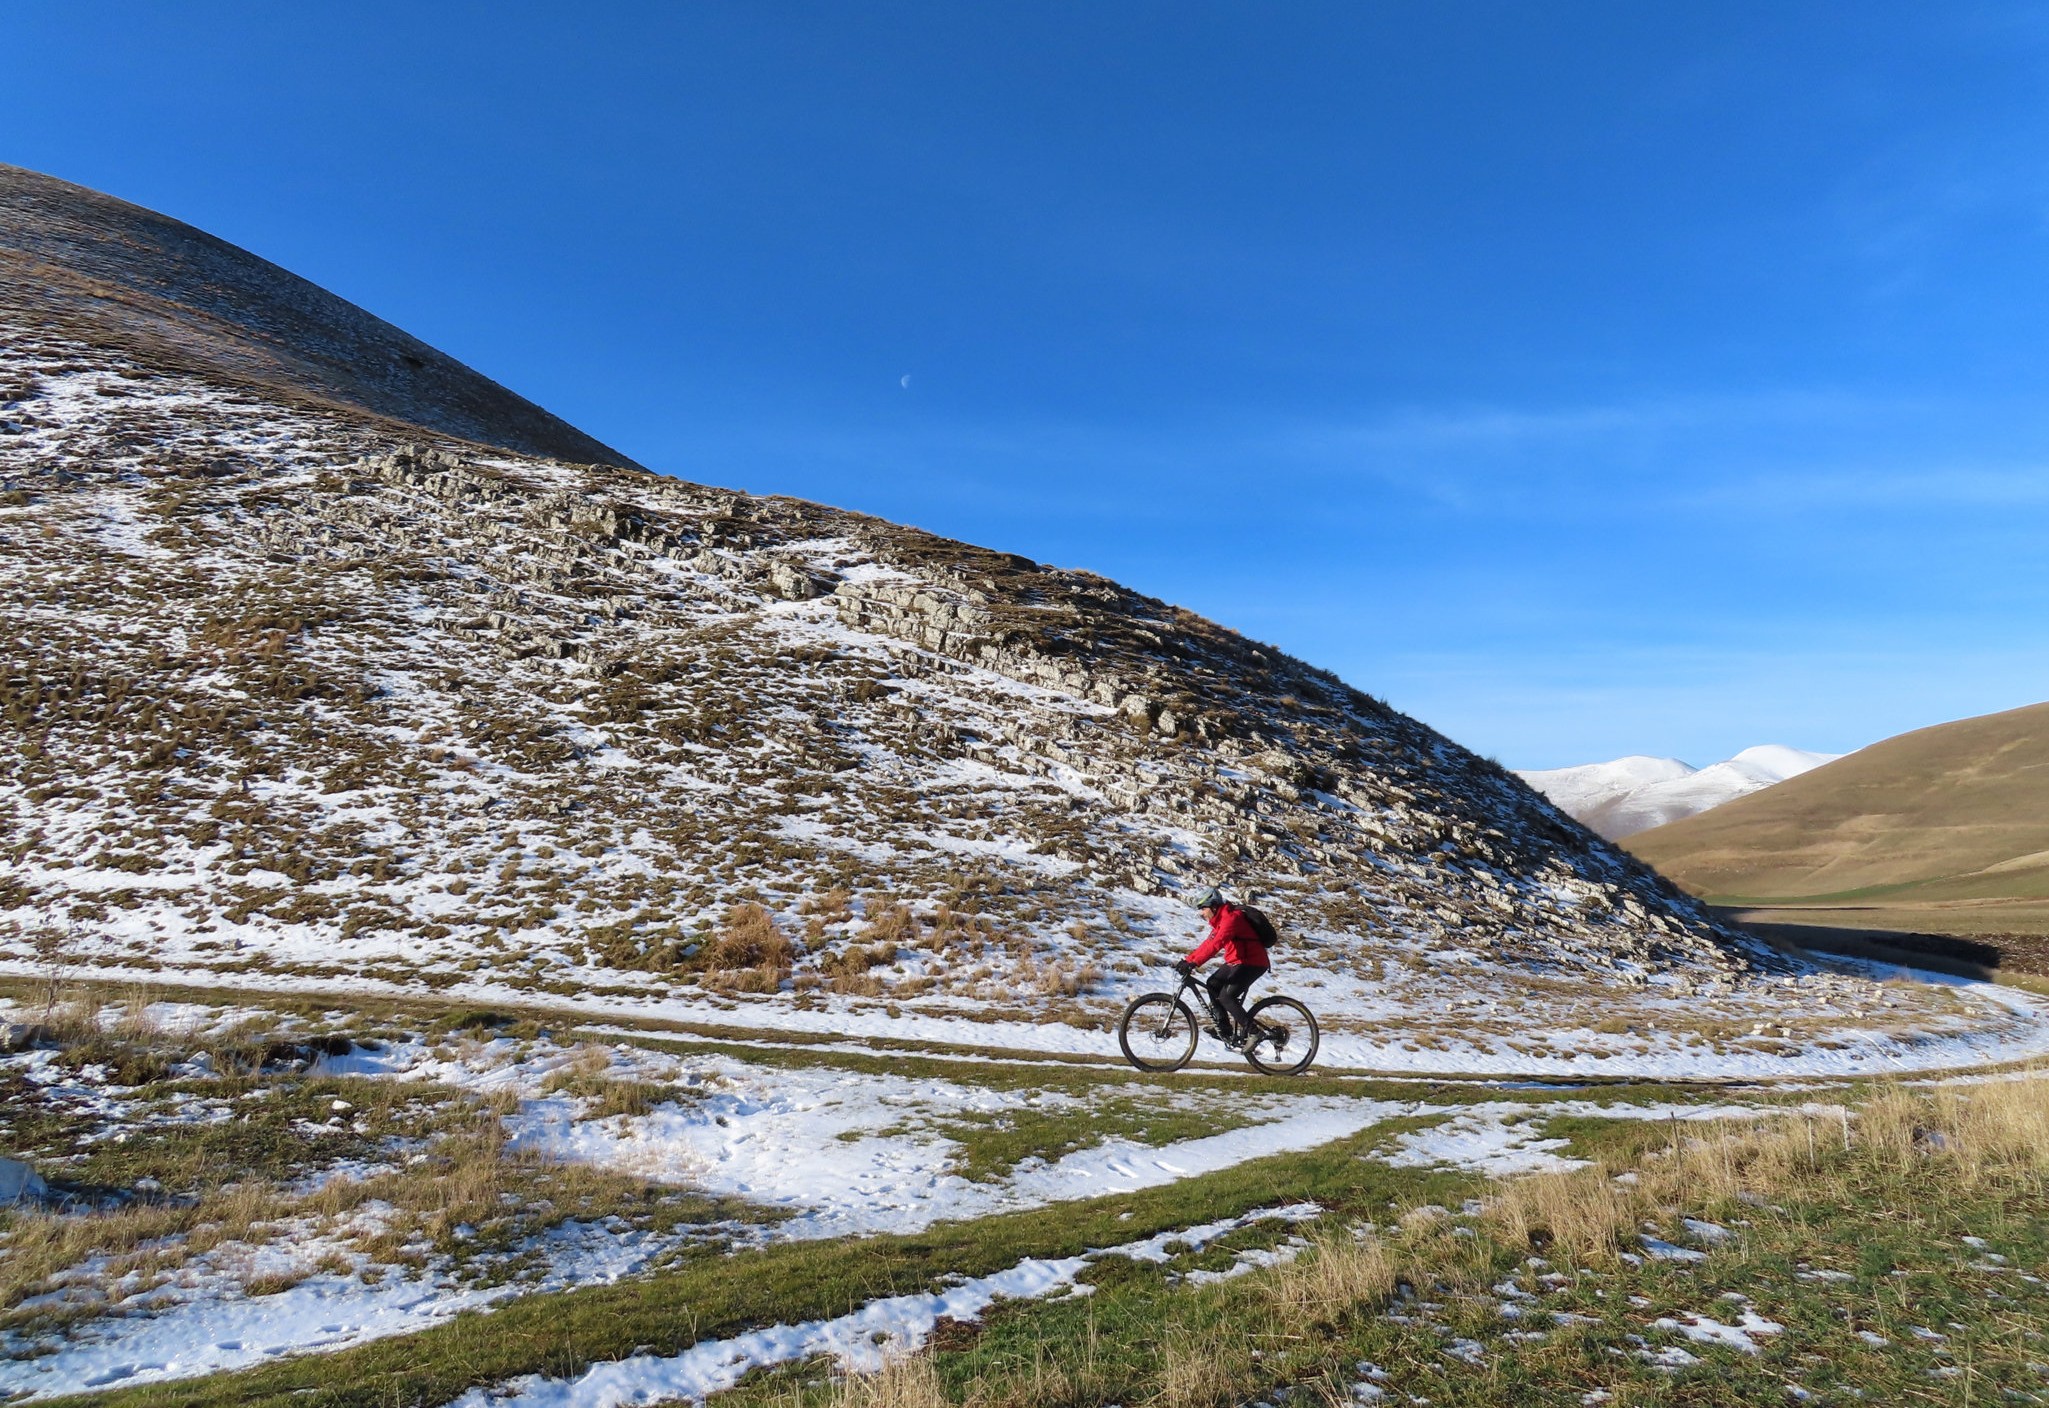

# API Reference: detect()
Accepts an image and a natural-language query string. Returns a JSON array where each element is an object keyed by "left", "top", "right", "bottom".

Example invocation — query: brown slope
[
  {"left": 1626, "top": 700, "right": 2049, "bottom": 906},
  {"left": 0, "top": 163, "right": 634, "bottom": 466}
]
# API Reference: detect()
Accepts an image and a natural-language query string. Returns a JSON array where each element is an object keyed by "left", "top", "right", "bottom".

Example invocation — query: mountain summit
[
  {"left": 0, "top": 163, "right": 630, "bottom": 466},
  {"left": 1519, "top": 745, "right": 1842, "bottom": 841},
  {"left": 0, "top": 167, "right": 1795, "bottom": 1061}
]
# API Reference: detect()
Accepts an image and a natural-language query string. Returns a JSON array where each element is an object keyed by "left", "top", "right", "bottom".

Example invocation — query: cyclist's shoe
[{"left": 1224, "top": 1029, "right": 1252, "bottom": 1050}]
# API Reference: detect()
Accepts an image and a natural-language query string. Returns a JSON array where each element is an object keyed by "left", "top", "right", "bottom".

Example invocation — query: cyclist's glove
[{"left": 1173, "top": 959, "right": 1194, "bottom": 977}]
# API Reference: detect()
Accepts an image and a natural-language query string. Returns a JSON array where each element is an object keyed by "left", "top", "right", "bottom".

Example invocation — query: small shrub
[{"left": 709, "top": 903, "right": 794, "bottom": 973}]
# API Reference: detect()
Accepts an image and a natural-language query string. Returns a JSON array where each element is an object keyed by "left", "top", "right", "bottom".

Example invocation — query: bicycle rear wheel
[
  {"left": 1242, "top": 995, "right": 1318, "bottom": 1075},
  {"left": 1117, "top": 993, "right": 1198, "bottom": 1072}
]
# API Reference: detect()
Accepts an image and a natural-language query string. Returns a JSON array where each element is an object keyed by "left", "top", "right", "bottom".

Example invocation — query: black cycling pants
[{"left": 1206, "top": 963, "right": 1267, "bottom": 1036}]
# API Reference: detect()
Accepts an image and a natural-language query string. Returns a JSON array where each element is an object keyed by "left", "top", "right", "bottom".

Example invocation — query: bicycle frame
[{"left": 1172, "top": 969, "right": 1231, "bottom": 1041}]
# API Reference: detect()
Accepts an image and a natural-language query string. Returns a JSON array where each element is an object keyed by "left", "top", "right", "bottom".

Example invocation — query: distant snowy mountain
[{"left": 1518, "top": 745, "right": 1843, "bottom": 841}]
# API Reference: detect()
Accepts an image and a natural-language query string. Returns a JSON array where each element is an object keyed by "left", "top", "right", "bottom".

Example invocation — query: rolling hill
[{"left": 1625, "top": 700, "right": 2049, "bottom": 938}]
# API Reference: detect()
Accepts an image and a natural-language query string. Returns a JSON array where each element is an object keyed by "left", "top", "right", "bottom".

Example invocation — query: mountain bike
[{"left": 1115, "top": 964, "right": 1319, "bottom": 1075}]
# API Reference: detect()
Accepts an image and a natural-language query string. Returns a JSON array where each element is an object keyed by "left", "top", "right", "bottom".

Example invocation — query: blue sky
[{"left": 6, "top": 2, "right": 2048, "bottom": 768}]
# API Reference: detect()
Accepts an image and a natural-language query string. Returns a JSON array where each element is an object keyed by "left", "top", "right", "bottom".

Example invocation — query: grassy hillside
[{"left": 1626, "top": 701, "right": 2049, "bottom": 916}]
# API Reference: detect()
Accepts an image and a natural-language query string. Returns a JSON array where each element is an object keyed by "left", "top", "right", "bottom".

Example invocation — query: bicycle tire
[
  {"left": 1117, "top": 993, "right": 1198, "bottom": 1072},
  {"left": 1241, "top": 995, "right": 1319, "bottom": 1075}
]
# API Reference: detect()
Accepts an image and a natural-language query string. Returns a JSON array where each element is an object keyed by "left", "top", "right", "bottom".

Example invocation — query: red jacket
[{"left": 1186, "top": 904, "right": 1269, "bottom": 970}]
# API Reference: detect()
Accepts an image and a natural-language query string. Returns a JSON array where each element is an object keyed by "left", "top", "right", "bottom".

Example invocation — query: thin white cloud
[
  {"left": 1679, "top": 464, "right": 2049, "bottom": 513},
  {"left": 1362, "top": 642, "right": 2049, "bottom": 772},
  {"left": 1267, "top": 389, "right": 1880, "bottom": 456}
]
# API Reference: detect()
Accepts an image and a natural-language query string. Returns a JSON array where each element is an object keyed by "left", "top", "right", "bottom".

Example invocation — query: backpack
[{"left": 1237, "top": 903, "right": 1280, "bottom": 948}]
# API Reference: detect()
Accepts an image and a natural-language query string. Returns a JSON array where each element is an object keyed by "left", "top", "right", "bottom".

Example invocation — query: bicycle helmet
[{"left": 1190, "top": 885, "right": 1225, "bottom": 910}]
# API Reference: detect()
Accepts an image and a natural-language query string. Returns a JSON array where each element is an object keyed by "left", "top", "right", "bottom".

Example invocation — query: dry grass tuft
[
  {"left": 799, "top": 888, "right": 854, "bottom": 924},
  {"left": 1853, "top": 1076, "right": 2049, "bottom": 1184},
  {"left": 538, "top": 1047, "right": 665, "bottom": 1119},
  {"left": 823, "top": 1353, "right": 949, "bottom": 1408},
  {"left": 824, "top": 940, "right": 899, "bottom": 995},
  {"left": 35, "top": 988, "right": 103, "bottom": 1045},
  {"left": 1027, "top": 957, "right": 1100, "bottom": 999},
  {"left": 961, "top": 1341, "right": 1090, "bottom": 1408},
  {"left": 1260, "top": 1226, "right": 1397, "bottom": 1320},
  {"left": 705, "top": 902, "right": 795, "bottom": 991},
  {"left": 1484, "top": 1162, "right": 1636, "bottom": 1263},
  {"left": 1482, "top": 1074, "right": 2049, "bottom": 1271},
  {"left": 861, "top": 904, "right": 919, "bottom": 947},
  {"left": 1152, "top": 1323, "right": 1241, "bottom": 1408},
  {"left": 1, "top": 1176, "right": 293, "bottom": 1322},
  {"left": 711, "top": 902, "right": 795, "bottom": 968},
  {"left": 114, "top": 989, "right": 159, "bottom": 1042}
]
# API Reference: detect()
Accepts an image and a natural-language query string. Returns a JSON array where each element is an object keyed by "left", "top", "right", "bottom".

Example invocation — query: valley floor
[
  {"left": 1729, "top": 906, "right": 2049, "bottom": 980},
  {"left": 1, "top": 967, "right": 2045, "bottom": 1406}
]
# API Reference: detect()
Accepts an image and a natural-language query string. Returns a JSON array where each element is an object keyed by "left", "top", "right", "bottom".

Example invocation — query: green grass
[
  {"left": 0, "top": 1012, "right": 781, "bottom": 1339},
  {"left": 722, "top": 1090, "right": 2049, "bottom": 1408},
  {"left": 35, "top": 1119, "right": 1469, "bottom": 1408},
  {"left": 15, "top": 983, "right": 2041, "bottom": 1407},
  {"left": 10, "top": 1075, "right": 406, "bottom": 1192}
]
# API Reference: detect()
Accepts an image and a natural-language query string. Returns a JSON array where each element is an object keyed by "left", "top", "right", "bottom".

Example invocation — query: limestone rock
[{"left": 0, "top": 1158, "right": 46, "bottom": 1206}]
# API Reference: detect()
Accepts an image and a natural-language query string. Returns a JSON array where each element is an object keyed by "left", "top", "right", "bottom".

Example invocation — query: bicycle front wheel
[
  {"left": 1242, "top": 995, "right": 1319, "bottom": 1075},
  {"left": 1117, "top": 993, "right": 1198, "bottom": 1072}
]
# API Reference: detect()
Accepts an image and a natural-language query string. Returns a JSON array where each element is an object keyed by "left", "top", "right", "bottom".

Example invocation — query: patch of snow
[
  {"left": 0, "top": 1218, "right": 672, "bottom": 1401},
  {"left": 1683, "top": 1217, "right": 1735, "bottom": 1246},
  {"left": 445, "top": 1206, "right": 1311, "bottom": 1408},
  {"left": 1640, "top": 1236, "right": 1708, "bottom": 1263},
  {"left": 1651, "top": 1309, "right": 1785, "bottom": 1354}
]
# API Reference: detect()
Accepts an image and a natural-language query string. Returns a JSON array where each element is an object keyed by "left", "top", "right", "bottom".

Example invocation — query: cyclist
[{"left": 1175, "top": 886, "right": 1270, "bottom": 1049}]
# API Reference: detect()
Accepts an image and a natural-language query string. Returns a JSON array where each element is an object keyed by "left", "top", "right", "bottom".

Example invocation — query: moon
[{"left": 900, "top": 374, "right": 911, "bottom": 389}]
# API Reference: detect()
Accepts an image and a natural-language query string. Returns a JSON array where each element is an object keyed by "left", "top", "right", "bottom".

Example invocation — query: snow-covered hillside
[
  {"left": 1519, "top": 745, "right": 1843, "bottom": 841},
  {"left": 0, "top": 336, "right": 1777, "bottom": 1034},
  {"left": 19, "top": 165, "right": 2041, "bottom": 1077}
]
